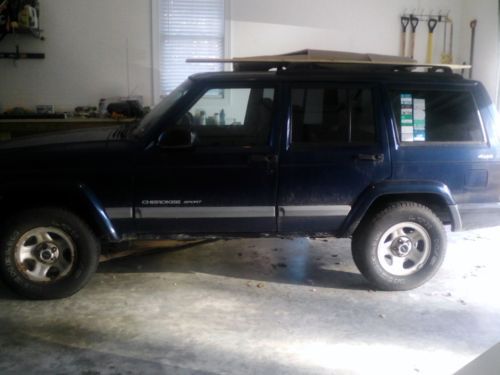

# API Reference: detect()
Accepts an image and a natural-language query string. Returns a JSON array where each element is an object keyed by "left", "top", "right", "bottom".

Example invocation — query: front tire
[
  {"left": 0, "top": 208, "right": 100, "bottom": 299},
  {"left": 352, "top": 201, "right": 447, "bottom": 291}
]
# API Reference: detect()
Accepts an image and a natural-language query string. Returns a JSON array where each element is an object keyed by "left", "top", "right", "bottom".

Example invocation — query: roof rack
[{"left": 187, "top": 57, "right": 470, "bottom": 74}]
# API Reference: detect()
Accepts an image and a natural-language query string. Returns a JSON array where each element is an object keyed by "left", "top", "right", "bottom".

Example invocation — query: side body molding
[{"left": 339, "top": 180, "right": 460, "bottom": 237}]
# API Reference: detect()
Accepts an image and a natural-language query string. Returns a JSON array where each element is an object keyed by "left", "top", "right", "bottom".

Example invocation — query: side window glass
[
  {"left": 178, "top": 88, "right": 275, "bottom": 147},
  {"left": 389, "top": 90, "right": 484, "bottom": 143},
  {"left": 291, "top": 87, "right": 375, "bottom": 145}
]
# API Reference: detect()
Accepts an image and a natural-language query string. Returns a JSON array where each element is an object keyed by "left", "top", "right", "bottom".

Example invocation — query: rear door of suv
[
  {"left": 277, "top": 80, "right": 392, "bottom": 233},
  {"left": 387, "top": 81, "right": 500, "bottom": 230}
]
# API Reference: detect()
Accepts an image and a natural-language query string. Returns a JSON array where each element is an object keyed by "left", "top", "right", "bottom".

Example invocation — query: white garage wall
[
  {"left": 0, "top": 0, "right": 497, "bottom": 110},
  {"left": 0, "top": 0, "right": 153, "bottom": 111},
  {"left": 458, "top": 0, "right": 499, "bottom": 105},
  {"left": 230, "top": 0, "right": 465, "bottom": 63}
]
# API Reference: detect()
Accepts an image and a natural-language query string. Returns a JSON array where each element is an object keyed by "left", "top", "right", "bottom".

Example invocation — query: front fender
[
  {"left": 339, "top": 180, "right": 460, "bottom": 237},
  {"left": 0, "top": 182, "right": 119, "bottom": 241},
  {"left": 77, "top": 184, "right": 119, "bottom": 241}
]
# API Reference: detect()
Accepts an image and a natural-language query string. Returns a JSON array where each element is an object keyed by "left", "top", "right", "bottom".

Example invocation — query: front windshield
[{"left": 133, "top": 80, "right": 192, "bottom": 136}]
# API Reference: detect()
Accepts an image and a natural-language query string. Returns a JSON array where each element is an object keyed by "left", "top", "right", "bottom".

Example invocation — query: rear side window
[
  {"left": 389, "top": 90, "right": 484, "bottom": 143},
  {"left": 291, "top": 87, "right": 376, "bottom": 145}
]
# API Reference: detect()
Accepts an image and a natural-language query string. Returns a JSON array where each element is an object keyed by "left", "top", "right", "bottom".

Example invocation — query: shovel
[
  {"left": 409, "top": 16, "right": 419, "bottom": 59},
  {"left": 426, "top": 18, "right": 438, "bottom": 63},
  {"left": 400, "top": 16, "right": 410, "bottom": 57},
  {"left": 469, "top": 19, "right": 477, "bottom": 79},
  {"left": 440, "top": 17, "right": 454, "bottom": 64}
]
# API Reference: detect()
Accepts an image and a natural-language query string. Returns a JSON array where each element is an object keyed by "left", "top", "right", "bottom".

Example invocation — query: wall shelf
[
  {"left": 0, "top": 2, "right": 45, "bottom": 58},
  {"left": 0, "top": 45, "right": 44, "bottom": 60}
]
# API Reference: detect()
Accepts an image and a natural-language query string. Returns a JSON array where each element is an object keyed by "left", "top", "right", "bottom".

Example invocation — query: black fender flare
[
  {"left": 339, "top": 180, "right": 461, "bottom": 237},
  {"left": 0, "top": 182, "right": 119, "bottom": 241}
]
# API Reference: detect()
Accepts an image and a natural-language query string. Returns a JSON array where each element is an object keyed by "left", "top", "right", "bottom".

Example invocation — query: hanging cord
[{"left": 497, "top": 0, "right": 500, "bottom": 107}]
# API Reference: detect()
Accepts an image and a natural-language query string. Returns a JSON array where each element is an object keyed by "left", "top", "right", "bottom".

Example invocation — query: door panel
[
  {"left": 388, "top": 84, "right": 500, "bottom": 230},
  {"left": 134, "top": 85, "right": 280, "bottom": 234},
  {"left": 278, "top": 84, "right": 391, "bottom": 234}
]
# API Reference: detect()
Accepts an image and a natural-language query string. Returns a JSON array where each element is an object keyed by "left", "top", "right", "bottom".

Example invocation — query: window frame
[
  {"left": 151, "top": 0, "right": 231, "bottom": 105},
  {"left": 287, "top": 83, "right": 380, "bottom": 149},
  {"left": 170, "top": 82, "right": 280, "bottom": 150},
  {"left": 387, "top": 85, "right": 488, "bottom": 147}
]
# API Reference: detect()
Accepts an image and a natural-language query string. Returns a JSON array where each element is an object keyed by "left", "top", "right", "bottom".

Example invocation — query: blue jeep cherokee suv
[{"left": 1, "top": 62, "right": 499, "bottom": 299}]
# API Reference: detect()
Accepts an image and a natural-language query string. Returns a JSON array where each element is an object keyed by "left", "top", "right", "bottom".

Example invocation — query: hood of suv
[
  {"left": 0, "top": 126, "right": 123, "bottom": 151},
  {"left": 0, "top": 125, "right": 139, "bottom": 172}
]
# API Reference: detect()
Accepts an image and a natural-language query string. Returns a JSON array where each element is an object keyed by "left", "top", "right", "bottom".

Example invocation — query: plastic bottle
[
  {"left": 220, "top": 109, "right": 226, "bottom": 125},
  {"left": 98, "top": 99, "right": 107, "bottom": 117}
]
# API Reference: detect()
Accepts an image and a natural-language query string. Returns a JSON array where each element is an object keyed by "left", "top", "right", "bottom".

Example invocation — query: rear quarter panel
[{"left": 384, "top": 81, "right": 500, "bottom": 230}]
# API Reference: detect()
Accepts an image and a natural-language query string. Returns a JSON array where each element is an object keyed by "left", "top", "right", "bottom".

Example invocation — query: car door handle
[
  {"left": 355, "top": 153, "right": 384, "bottom": 162},
  {"left": 249, "top": 154, "right": 277, "bottom": 164},
  {"left": 249, "top": 154, "right": 278, "bottom": 174},
  {"left": 249, "top": 155, "right": 268, "bottom": 163}
]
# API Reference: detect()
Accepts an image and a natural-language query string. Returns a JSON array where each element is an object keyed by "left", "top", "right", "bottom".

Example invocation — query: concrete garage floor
[{"left": 0, "top": 228, "right": 500, "bottom": 375}]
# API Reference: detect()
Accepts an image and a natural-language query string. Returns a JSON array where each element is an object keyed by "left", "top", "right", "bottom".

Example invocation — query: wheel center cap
[
  {"left": 392, "top": 237, "right": 412, "bottom": 257},
  {"left": 37, "top": 242, "right": 60, "bottom": 264}
]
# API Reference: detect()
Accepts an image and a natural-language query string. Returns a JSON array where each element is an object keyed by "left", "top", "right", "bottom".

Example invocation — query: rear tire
[
  {"left": 352, "top": 201, "right": 446, "bottom": 291},
  {"left": 0, "top": 208, "right": 100, "bottom": 299}
]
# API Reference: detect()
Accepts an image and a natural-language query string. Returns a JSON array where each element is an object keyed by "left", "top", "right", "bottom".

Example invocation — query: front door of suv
[
  {"left": 135, "top": 83, "right": 280, "bottom": 234},
  {"left": 278, "top": 82, "right": 391, "bottom": 233}
]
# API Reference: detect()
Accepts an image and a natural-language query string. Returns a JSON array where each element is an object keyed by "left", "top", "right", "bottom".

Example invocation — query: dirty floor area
[{"left": 0, "top": 228, "right": 499, "bottom": 375}]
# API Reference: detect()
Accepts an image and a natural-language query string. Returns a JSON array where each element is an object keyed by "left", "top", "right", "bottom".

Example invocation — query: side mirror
[{"left": 158, "top": 128, "right": 195, "bottom": 150}]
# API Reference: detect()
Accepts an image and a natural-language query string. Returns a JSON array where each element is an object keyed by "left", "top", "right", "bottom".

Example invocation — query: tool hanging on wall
[
  {"left": 400, "top": 12, "right": 453, "bottom": 62},
  {"left": 0, "top": 44, "right": 44, "bottom": 59},
  {"left": 440, "top": 17, "right": 453, "bottom": 64},
  {"left": 469, "top": 19, "right": 477, "bottom": 79},
  {"left": 400, "top": 16, "right": 410, "bottom": 57},
  {"left": 0, "top": 0, "right": 43, "bottom": 41},
  {"left": 425, "top": 18, "right": 438, "bottom": 63},
  {"left": 409, "top": 15, "right": 419, "bottom": 59}
]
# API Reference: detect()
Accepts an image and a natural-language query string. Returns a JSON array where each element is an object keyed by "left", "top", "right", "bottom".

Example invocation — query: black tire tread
[
  {"left": 0, "top": 207, "right": 100, "bottom": 299},
  {"left": 352, "top": 201, "right": 446, "bottom": 291}
]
